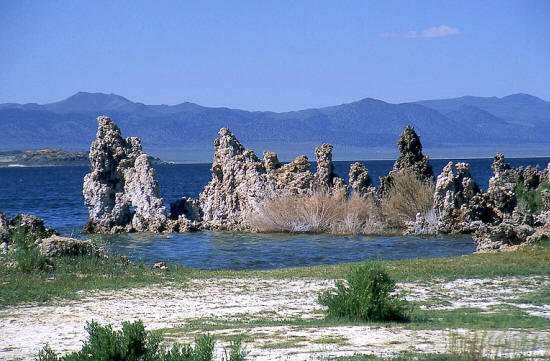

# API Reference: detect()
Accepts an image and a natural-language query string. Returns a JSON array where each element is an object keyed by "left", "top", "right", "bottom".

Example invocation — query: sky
[{"left": 1, "top": 0, "right": 549, "bottom": 111}]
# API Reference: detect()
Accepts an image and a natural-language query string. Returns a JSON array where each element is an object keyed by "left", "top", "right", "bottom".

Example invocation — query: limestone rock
[
  {"left": 168, "top": 197, "right": 202, "bottom": 232},
  {"left": 314, "top": 143, "right": 335, "bottom": 187},
  {"left": 406, "top": 211, "right": 440, "bottom": 236},
  {"left": 269, "top": 155, "right": 315, "bottom": 196},
  {"left": 198, "top": 128, "right": 339, "bottom": 230},
  {"left": 485, "top": 153, "right": 520, "bottom": 216},
  {"left": 433, "top": 162, "right": 485, "bottom": 233},
  {"left": 170, "top": 197, "right": 202, "bottom": 222},
  {"left": 473, "top": 220, "right": 536, "bottom": 253},
  {"left": 0, "top": 212, "right": 9, "bottom": 237},
  {"left": 82, "top": 116, "right": 169, "bottom": 233},
  {"left": 263, "top": 151, "right": 281, "bottom": 171},
  {"left": 199, "top": 128, "right": 269, "bottom": 230},
  {"left": 0, "top": 213, "right": 57, "bottom": 243},
  {"left": 153, "top": 261, "right": 167, "bottom": 269},
  {"left": 348, "top": 162, "right": 375, "bottom": 197},
  {"left": 38, "top": 235, "right": 107, "bottom": 258},
  {"left": 123, "top": 154, "right": 168, "bottom": 232},
  {"left": 379, "top": 126, "right": 434, "bottom": 195}
]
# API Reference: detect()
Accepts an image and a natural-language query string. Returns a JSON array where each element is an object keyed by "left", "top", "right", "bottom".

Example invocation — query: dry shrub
[
  {"left": 248, "top": 188, "right": 386, "bottom": 235},
  {"left": 382, "top": 170, "right": 435, "bottom": 227}
]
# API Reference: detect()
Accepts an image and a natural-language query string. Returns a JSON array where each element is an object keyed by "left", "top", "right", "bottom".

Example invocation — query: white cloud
[{"left": 380, "top": 25, "right": 460, "bottom": 39}]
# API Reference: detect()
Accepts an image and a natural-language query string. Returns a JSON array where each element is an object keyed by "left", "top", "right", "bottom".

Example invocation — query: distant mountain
[
  {"left": 416, "top": 93, "right": 550, "bottom": 128},
  {"left": 1, "top": 92, "right": 549, "bottom": 162}
]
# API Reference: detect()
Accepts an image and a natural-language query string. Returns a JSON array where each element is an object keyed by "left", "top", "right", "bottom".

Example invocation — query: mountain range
[{"left": 1, "top": 92, "right": 549, "bottom": 162}]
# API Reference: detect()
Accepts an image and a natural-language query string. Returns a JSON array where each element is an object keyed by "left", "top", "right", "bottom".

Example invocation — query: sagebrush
[
  {"left": 36, "top": 319, "right": 247, "bottom": 361},
  {"left": 318, "top": 261, "right": 411, "bottom": 322}
]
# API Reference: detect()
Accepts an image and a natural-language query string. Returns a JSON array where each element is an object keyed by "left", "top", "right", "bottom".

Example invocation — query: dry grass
[
  {"left": 382, "top": 170, "right": 435, "bottom": 227},
  {"left": 248, "top": 170, "right": 435, "bottom": 235},
  {"left": 248, "top": 189, "right": 387, "bottom": 235}
]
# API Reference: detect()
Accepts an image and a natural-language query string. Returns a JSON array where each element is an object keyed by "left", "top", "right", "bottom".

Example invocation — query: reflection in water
[{"left": 94, "top": 231, "right": 476, "bottom": 270}]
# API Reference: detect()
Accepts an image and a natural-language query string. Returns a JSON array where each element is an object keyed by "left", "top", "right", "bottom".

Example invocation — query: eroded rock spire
[{"left": 82, "top": 116, "right": 168, "bottom": 233}]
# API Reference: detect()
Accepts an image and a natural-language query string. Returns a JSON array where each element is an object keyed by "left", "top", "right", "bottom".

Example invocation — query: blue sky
[{"left": 1, "top": 0, "right": 549, "bottom": 111}]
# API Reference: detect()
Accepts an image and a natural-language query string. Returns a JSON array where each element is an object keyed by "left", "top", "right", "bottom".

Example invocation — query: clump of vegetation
[
  {"left": 514, "top": 177, "right": 550, "bottom": 214},
  {"left": 318, "top": 261, "right": 411, "bottom": 322},
  {"left": 382, "top": 170, "right": 435, "bottom": 227},
  {"left": 36, "top": 319, "right": 247, "bottom": 361},
  {"left": 2, "top": 224, "right": 52, "bottom": 273},
  {"left": 248, "top": 189, "right": 386, "bottom": 235},
  {"left": 328, "top": 353, "right": 527, "bottom": 361},
  {"left": 249, "top": 169, "right": 435, "bottom": 235}
]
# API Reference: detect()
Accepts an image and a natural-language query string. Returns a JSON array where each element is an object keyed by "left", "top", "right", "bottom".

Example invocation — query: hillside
[{"left": 1, "top": 92, "right": 549, "bottom": 162}]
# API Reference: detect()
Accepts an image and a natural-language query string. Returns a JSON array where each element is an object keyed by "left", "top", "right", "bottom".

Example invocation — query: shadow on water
[{"left": 94, "top": 231, "right": 476, "bottom": 270}]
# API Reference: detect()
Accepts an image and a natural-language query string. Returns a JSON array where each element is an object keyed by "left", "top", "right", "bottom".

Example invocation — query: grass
[
  {"left": 248, "top": 188, "right": 387, "bottom": 235},
  {"left": 510, "top": 287, "right": 550, "bottom": 306},
  {"left": 514, "top": 176, "right": 550, "bottom": 214},
  {"left": 158, "top": 303, "right": 550, "bottom": 334},
  {"left": 382, "top": 169, "right": 435, "bottom": 227},
  {"left": 328, "top": 354, "right": 535, "bottom": 361},
  {"left": 0, "top": 257, "right": 191, "bottom": 307},
  {"left": 409, "top": 307, "right": 550, "bottom": 330},
  {"left": 248, "top": 170, "right": 436, "bottom": 235},
  {"left": 1, "top": 239, "right": 549, "bottom": 308}
]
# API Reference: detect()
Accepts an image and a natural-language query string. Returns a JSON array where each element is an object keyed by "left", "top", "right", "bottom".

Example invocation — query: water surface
[{"left": 1, "top": 157, "right": 548, "bottom": 269}]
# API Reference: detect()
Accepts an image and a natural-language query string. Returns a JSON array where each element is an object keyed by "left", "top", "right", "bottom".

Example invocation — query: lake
[{"left": 1, "top": 157, "right": 548, "bottom": 269}]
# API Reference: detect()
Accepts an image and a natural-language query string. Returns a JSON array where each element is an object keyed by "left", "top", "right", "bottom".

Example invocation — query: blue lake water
[{"left": 1, "top": 157, "right": 549, "bottom": 269}]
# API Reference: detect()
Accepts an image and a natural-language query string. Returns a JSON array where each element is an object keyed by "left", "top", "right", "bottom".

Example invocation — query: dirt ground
[{"left": 1, "top": 276, "right": 549, "bottom": 360}]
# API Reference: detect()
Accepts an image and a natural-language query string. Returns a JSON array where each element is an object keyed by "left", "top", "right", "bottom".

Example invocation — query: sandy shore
[{"left": 1, "top": 276, "right": 549, "bottom": 360}]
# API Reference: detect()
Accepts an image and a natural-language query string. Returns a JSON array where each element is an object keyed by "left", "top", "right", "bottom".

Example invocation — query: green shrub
[
  {"left": 223, "top": 335, "right": 248, "bottom": 361},
  {"left": 36, "top": 320, "right": 247, "bottom": 361},
  {"left": 318, "top": 261, "right": 410, "bottom": 322},
  {"left": 515, "top": 178, "right": 550, "bottom": 214},
  {"left": 10, "top": 226, "right": 51, "bottom": 273}
]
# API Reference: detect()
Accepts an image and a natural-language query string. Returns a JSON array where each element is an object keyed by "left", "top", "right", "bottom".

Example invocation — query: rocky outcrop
[
  {"left": 348, "top": 162, "right": 375, "bottom": 197},
  {"left": 472, "top": 208, "right": 550, "bottom": 253},
  {"left": 198, "top": 128, "right": 342, "bottom": 230},
  {"left": 38, "top": 235, "right": 107, "bottom": 258},
  {"left": 199, "top": 128, "right": 269, "bottom": 230},
  {"left": 378, "top": 126, "right": 434, "bottom": 195},
  {"left": 314, "top": 144, "right": 335, "bottom": 187},
  {"left": 263, "top": 151, "right": 280, "bottom": 171},
  {"left": 433, "top": 162, "right": 486, "bottom": 233},
  {"left": 0, "top": 213, "right": 56, "bottom": 241},
  {"left": 0, "top": 213, "right": 58, "bottom": 254},
  {"left": 269, "top": 155, "right": 315, "bottom": 195},
  {"left": 82, "top": 116, "right": 169, "bottom": 233},
  {"left": 0, "top": 212, "right": 8, "bottom": 237},
  {"left": 122, "top": 154, "right": 168, "bottom": 232},
  {"left": 471, "top": 154, "right": 550, "bottom": 252},
  {"left": 168, "top": 197, "right": 202, "bottom": 232},
  {"left": 485, "top": 153, "right": 521, "bottom": 217}
]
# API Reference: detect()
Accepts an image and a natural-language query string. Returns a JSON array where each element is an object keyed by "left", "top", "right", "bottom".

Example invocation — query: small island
[{"left": 0, "top": 148, "right": 165, "bottom": 167}]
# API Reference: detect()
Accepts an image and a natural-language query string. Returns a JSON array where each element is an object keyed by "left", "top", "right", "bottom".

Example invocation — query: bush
[
  {"left": 515, "top": 178, "right": 550, "bottom": 214},
  {"left": 382, "top": 170, "right": 435, "bottom": 227},
  {"left": 318, "top": 261, "right": 410, "bottom": 322},
  {"left": 10, "top": 226, "right": 51, "bottom": 273},
  {"left": 248, "top": 189, "right": 386, "bottom": 235},
  {"left": 36, "top": 320, "right": 246, "bottom": 361}
]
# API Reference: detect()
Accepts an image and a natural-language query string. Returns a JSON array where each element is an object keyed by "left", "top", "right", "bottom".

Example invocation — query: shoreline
[{"left": 3, "top": 155, "right": 550, "bottom": 167}]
